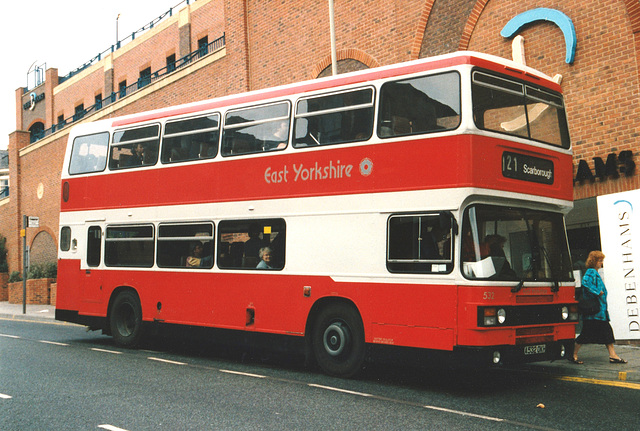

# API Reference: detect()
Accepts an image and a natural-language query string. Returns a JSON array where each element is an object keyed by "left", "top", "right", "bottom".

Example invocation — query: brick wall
[
  {"left": 113, "top": 22, "right": 181, "bottom": 92},
  {"left": 54, "top": 67, "right": 106, "bottom": 124},
  {"left": 50, "top": 282, "right": 56, "bottom": 306},
  {"left": 244, "top": 0, "right": 425, "bottom": 87},
  {"left": 0, "top": 273, "right": 8, "bottom": 301},
  {"left": 0, "top": 200, "right": 10, "bottom": 263},
  {"left": 18, "top": 136, "right": 67, "bottom": 263},
  {"left": 420, "top": 0, "right": 477, "bottom": 57},
  {"left": 191, "top": 0, "right": 225, "bottom": 52},
  {"left": 8, "top": 279, "right": 54, "bottom": 305}
]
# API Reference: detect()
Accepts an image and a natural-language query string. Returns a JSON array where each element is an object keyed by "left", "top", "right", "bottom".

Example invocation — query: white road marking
[
  {"left": 219, "top": 369, "right": 266, "bottom": 378},
  {"left": 0, "top": 334, "right": 20, "bottom": 339},
  {"left": 0, "top": 393, "right": 12, "bottom": 399},
  {"left": 424, "top": 405, "right": 504, "bottom": 422},
  {"left": 98, "top": 425, "right": 129, "bottom": 431},
  {"left": 39, "top": 340, "right": 70, "bottom": 346},
  {"left": 90, "top": 348, "right": 123, "bottom": 355},
  {"left": 148, "top": 357, "right": 186, "bottom": 365},
  {"left": 308, "top": 383, "right": 373, "bottom": 397}
]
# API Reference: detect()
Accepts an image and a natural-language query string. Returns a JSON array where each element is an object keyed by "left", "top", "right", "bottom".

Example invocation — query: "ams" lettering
[{"left": 574, "top": 150, "right": 635, "bottom": 183}]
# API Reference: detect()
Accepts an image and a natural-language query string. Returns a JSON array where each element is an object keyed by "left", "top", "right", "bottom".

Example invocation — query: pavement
[{"left": 1, "top": 301, "right": 639, "bottom": 384}]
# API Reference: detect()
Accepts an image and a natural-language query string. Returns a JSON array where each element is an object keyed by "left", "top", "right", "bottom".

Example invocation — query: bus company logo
[
  {"left": 359, "top": 158, "right": 373, "bottom": 176},
  {"left": 264, "top": 158, "right": 373, "bottom": 184}
]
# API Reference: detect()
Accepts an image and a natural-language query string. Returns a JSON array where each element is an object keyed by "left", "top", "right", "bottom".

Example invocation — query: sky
[{"left": 0, "top": 0, "right": 187, "bottom": 150}]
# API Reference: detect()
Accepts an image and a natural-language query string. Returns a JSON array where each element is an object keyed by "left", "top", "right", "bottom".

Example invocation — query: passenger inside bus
[
  {"left": 262, "top": 120, "right": 289, "bottom": 151},
  {"left": 243, "top": 225, "right": 265, "bottom": 260},
  {"left": 256, "top": 247, "right": 274, "bottom": 269},
  {"left": 123, "top": 143, "right": 146, "bottom": 166},
  {"left": 186, "top": 243, "right": 213, "bottom": 268},
  {"left": 419, "top": 228, "right": 442, "bottom": 260},
  {"left": 481, "top": 234, "right": 517, "bottom": 279}
]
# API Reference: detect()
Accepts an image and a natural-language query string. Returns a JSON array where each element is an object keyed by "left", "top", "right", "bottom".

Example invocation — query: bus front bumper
[{"left": 453, "top": 339, "right": 574, "bottom": 366}]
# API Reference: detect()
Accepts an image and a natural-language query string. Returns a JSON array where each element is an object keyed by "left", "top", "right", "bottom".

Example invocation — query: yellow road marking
[{"left": 557, "top": 375, "right": 640, "bottom": 390}]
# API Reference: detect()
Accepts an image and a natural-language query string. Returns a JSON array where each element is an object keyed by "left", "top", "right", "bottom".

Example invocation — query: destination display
[{"left": 502, "top": 151, "right": 554, "bottom": 184}]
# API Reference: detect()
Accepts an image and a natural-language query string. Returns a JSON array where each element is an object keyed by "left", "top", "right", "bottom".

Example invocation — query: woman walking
[{"left": 571, "top": 251, "right": 626, "bottom": 364}]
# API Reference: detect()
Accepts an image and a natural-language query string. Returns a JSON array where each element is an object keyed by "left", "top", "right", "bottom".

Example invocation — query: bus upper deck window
[
  {"left": 471, "top": 70, "right": 570, "bottom": 149},
  {"left": 221, "top": 102, "right": 290, "bottom": 157},
  {"left": 377, "top": 72, "right": 461, "bottom": 138},
  {"left": 68, "top": 132, "right": 109, "bottom": 175},
  {"left": 161, "top": 113, "right": 220, "bottom": 164},
  {"left": 294, "top": 87, "right": 374, "bottom": 148},
  {"left": 109, "top": 124, "right": 160, "bottom": 170}
]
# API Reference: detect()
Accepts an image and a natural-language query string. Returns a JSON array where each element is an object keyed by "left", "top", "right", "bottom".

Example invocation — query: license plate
[{"left": 524, "top": 344, "right": 546, "bottom": 355}]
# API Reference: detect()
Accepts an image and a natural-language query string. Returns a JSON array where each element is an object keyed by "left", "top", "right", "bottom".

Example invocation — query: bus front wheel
[
  {"left": 109, "top": 290, "right": 143, "bottom": 348},
  {"left": 312, "top": 303, "right": 365, "bottom": 378}
]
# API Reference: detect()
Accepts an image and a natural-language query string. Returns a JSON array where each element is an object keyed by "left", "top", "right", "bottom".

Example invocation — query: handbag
[{"left": 577, "top": 288, "right": 600, "bottom": 316}]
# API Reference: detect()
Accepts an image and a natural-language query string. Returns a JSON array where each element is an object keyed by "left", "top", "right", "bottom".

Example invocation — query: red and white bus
[{"left": 56, "top": 51, "right": 577, "bottom": 377}]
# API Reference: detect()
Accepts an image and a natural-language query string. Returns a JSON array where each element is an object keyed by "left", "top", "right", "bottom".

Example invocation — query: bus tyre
[
  {"left": 312, "top": 303, "right": 365, "bottom": 378},
  {"left": 110, "top": 291, "right": 143, "bottom": 348}
]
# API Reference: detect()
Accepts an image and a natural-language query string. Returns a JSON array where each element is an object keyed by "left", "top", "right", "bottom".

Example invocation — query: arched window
[{"left": 29, "top": 122, "right": 45, "bottom": 143}]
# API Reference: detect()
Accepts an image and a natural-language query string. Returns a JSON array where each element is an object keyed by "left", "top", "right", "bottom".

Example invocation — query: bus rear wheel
[
  {"left": 110, "top": 290, "right": 143, "bottom": 348},
  {"left": 312, "top": 303, "right": 365, "bottom": 378}
]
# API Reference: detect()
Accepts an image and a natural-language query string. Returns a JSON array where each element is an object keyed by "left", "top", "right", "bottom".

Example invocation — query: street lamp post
[
  {"left": 328, "top": 0, "right": 337, "bottom": 76},
  {"left": 116, "top": 14, "right": 121, "bottom": 48}
]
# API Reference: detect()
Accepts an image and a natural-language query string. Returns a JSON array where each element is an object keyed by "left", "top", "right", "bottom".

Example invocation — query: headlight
[
  {"left": 561, "top": 306, "right": 569, "bottom": 320},
  {"left": 482, "top": 307, "right": 507, "bottom": 326},
  {"left": 497, "top": 308, "right": 506, "bottom": 324}
]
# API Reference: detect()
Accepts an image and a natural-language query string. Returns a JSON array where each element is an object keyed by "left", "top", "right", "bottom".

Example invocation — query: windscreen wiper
[
  {"left": 511, "top": 278, "right": 525, "bottom": 293},
  {"left": 538, "top": 242, "right": 560, "bottom": 292}
]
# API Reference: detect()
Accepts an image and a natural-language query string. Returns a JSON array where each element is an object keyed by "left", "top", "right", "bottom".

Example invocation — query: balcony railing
[
  {"left": 57, "top": 0, "right": 192, "bottom": 86},
  {"left": 30, "top": 34, "right": 225, "bottom": 144}
]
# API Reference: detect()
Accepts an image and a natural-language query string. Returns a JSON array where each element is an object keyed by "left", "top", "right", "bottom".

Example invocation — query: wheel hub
[{"left": 323, "top": 322, "right": 350, "bottom": 356}]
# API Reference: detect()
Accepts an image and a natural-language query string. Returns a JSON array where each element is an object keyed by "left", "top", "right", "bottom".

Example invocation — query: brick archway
[
  {"left": 622, "top": 0, "right": 640, "bottom": 55},
  {"left": 310, "top": 49, "right": 380, "bottom": 79},
  {"left": 410, "top": 0, "right": 437, "bottom": 60},
  {"left": 29, "top": 228, "right": 57, "bottom": 267},
  {"left": 458, "top": 0, "right": 491, "bottom": 51}
]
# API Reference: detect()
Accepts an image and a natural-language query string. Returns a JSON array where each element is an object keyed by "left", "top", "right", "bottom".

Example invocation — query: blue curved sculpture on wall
[{"left": 500, "top": 8, "right": 576, "bottom": 64}]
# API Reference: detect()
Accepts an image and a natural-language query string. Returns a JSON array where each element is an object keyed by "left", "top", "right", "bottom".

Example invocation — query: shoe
[
  {"left": 610, "top": 357, "right": 627, "bottom": 364},
  {"left": 569, "top": 357, "right": 584, "bottom": 364}
]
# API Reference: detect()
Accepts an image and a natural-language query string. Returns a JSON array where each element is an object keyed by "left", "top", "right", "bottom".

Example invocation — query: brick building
[{"left": 2, "top": 0, "right": 640, "bottom": 276}]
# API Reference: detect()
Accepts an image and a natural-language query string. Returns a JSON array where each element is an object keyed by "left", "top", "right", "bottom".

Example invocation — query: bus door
[{"left": 82, "top": 224, "right": 104, "bottom": 306}]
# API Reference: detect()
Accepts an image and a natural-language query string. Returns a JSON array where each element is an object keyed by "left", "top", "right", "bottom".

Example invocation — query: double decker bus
[{"left": 56, "top": 51, "right": 577, "bottom": 377}]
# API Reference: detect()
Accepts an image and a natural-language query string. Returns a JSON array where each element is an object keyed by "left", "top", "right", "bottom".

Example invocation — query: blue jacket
[{"left": 581, "top": 268, "right": 610, "bottom": 321}]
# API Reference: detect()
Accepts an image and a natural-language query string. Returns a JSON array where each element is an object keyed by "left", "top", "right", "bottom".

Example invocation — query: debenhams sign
[
  {"left": 23, "top": 92, "right": 45, "bottom": 111},
  {"left": 598, "top": 190, "right": 640, "bottom": 340},
  {"left": 575, "top": 150, "right": 635, "bottom": 183}
]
